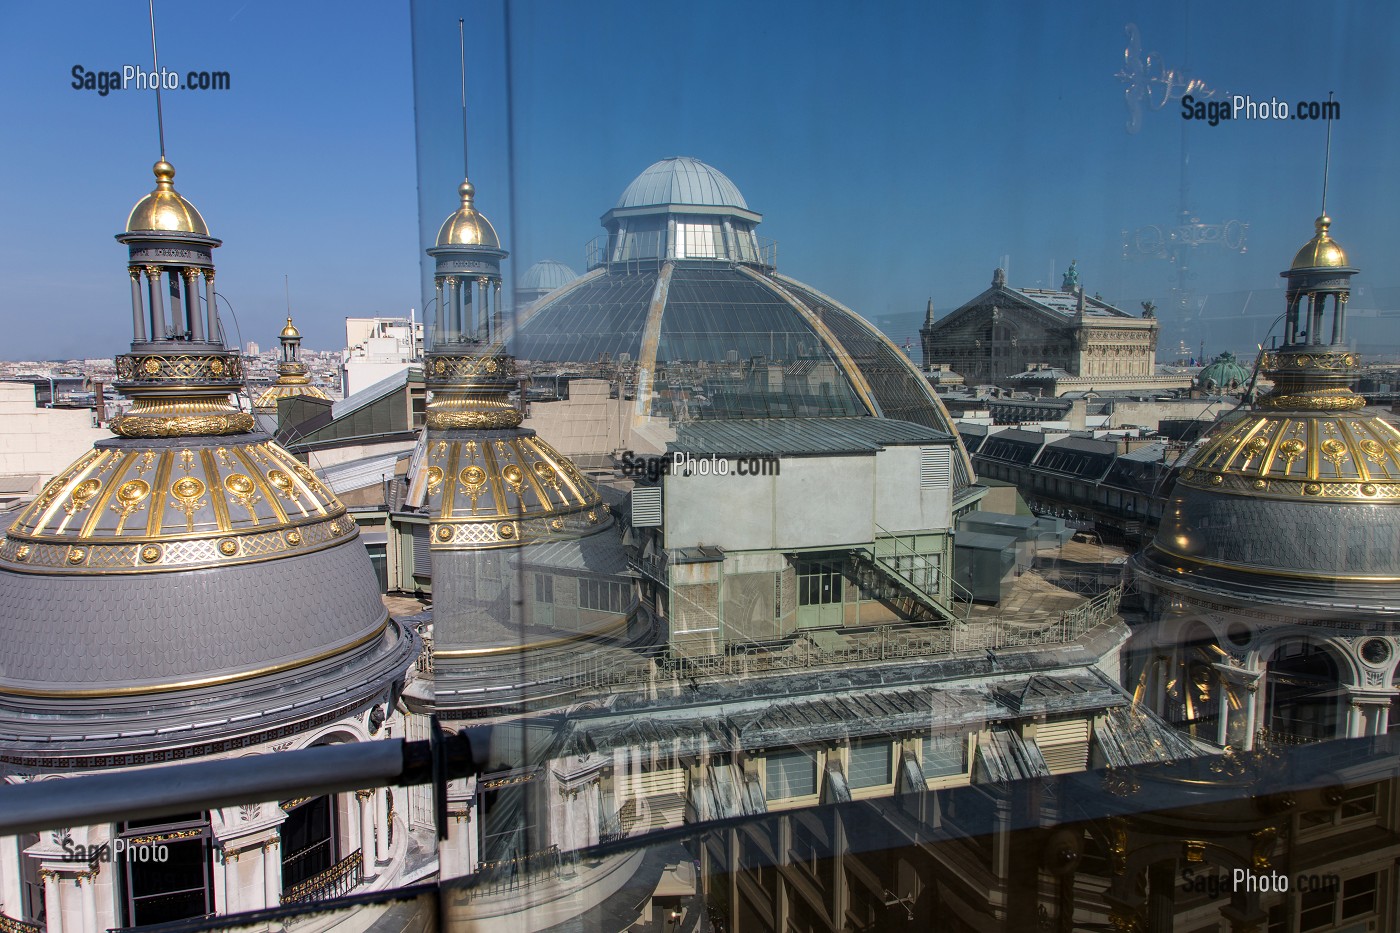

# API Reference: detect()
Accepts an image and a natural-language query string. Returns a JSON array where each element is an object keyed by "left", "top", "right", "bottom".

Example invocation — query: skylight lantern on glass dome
[{"left": 594, "top": 157, "right": 769, "bottom": 268}]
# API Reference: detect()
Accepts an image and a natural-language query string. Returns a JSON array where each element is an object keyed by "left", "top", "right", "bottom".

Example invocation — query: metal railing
[
  {"left": 458, "top": 846, "right": 563, "bottom": 900},
  {"left": 280, "top": 850, "right": 363, "bottom": 906},
  {"left": 500, "top": 584, "right": 1126, "bottom": 691},
  {"left": 0, "top": 914, "right": 39, "bottom": 933},
  {"left": 584, "top": 232, "right": 778, "bottom": 271}
]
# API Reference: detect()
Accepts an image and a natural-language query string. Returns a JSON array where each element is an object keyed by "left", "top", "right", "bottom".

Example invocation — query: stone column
[
  {"left": 262, "top": 837, "right": 280, "bottom": 909},
  {"left": 357, "top": 792, "right": 375, "bottom": 880},
  {"left": 467, "top": 275, "right": 478, "bottom": 337},
  {"left": 444, "top": 278, "right": 459, "bottom": 341},
  {"left": 129, "top": 267, "right": 147, "bottom": 342},
  {"left": 77, "top": 872, "right": 96, "bottom": 933},
  {"left": 478, "top": 278, "right": 490, "bottom": 342},
  {"left": 202, "top": 271, "right": 218, "bottom": 344},
  {"left": 168, "top": 268, "right": 185, "bottom": 339},
  {"left": 493, "top": 282, "right": 503, "bottom": 338},
  {"left": 185, "top": 271, "right": 204, "bottom": 341},
  {"left": 41, "top": 870, "right": 62, "bottom": 933},
  {"left": 434, "top": 279, "right": 445, "bottom": 349},
  {"left": 145, "top": 267, "right": 166, "bottom": 340}
]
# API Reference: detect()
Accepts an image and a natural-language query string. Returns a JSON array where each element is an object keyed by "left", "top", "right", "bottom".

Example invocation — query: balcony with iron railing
[{"left": 280, "top": 850, "right": 363, "bottom": 906}]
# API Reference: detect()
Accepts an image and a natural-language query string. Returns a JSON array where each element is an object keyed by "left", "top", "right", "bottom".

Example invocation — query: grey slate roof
[{"left": 0, "top": 536, "right": 387, "bottom": 692}]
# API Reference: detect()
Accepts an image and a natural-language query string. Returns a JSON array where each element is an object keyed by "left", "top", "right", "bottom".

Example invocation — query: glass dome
[{"left": 509, "top": 158, "right": 972, "bottom": 490}]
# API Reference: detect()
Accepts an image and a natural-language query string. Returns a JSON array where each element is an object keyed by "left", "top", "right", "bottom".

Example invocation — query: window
[
  {"left": 281, "top": 796, "right": 336, "bottom": 890},
  {"left": 923, "top": 732, "right": 967, "bottom": 778},
  {"left": 847, "top": 738, "right": 892, "bottom": 788},
  {"left": 534, "top": 573, "right": 553, "bottom": 604},
  {"left": 580, "top": 577, "right": 629, "bottom": 612},
  {"left": 766, "top": 749, "right": 817, "bottom": 799},
  {"left": 889, "top": 552, "right": 940, "bottom": 594},
  {"left": 1342, "top": 872, "right": 1378, "bottom": 919},
  {"left": 675, "top": 222, "right": 720, "bottom": 259},
  {"left": 1299, "top": 885, "right": 1335, "bottom": 931},
  {"left": 797, "top": 561, "right": 843, "bottom": 606},
  {"left": 118, "top": 814, "right": 214, "bottom": 927}
]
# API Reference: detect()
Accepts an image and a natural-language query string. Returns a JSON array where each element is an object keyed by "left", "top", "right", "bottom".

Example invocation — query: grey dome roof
[
  {"left": 0, "top": 433, "right": 400, "bottom": 699},
  {"left": 616, "top": 157, "right": 749, "bottom": 210},
  {"left": 521, "top": 259, "right": 579, "bottom": 291}
]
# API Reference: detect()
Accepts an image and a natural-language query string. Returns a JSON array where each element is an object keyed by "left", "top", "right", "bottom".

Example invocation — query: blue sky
[{"left": 4, "top": 1, "right": 1399, "bottom": 360}]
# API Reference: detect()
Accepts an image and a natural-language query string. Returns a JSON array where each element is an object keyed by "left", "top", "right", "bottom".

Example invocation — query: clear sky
[{"left": 4, "top": 1, "right": 1400, "bottom": 361}]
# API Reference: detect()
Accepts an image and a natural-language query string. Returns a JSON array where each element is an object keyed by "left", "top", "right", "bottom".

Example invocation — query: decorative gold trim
[
  {"left": 1, "top": 617, "right": 390, "bottom": 698},
  {"left": 111, "top": 411, "right": 255, "bottom": 438},
  {"left": 0, "top": 513, "right": 356, "bottom": 575},
  {"left": 425, "top": 408, "right": 522, "bottom": 429},
  {"left": 1148, "top": 543, "right": 1400, "bottom": 583}
]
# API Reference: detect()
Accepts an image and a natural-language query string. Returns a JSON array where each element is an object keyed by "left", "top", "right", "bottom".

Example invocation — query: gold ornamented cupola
[
  {"left": 112, "top": 159, "right": 251, "bottom": 438},
  {"left": 255, "top": 315, "right": 331, "bottom": 410}
]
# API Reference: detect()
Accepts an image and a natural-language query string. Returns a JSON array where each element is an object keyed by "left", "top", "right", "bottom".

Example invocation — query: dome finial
[
  {"left": 153, "top": 159, "right": 175, "bottom": 188},
  {"left": 459, "top": 179, "right": 475, "bottom": 206}
]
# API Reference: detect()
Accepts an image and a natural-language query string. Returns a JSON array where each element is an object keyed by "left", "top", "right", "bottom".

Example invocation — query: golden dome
[
  {"left": 126, "top": 160, "right": 210, "bottom": 236},
  {"left": 435, "top": 179, "right": 500, "bottom": 248},
  {"left": 409, "top": 432, "right": 606, "bottom": 550},
  {"left": 280, "top": 316, "right": 301, "bottom": 339},
  {"left": 1290, "top": 215, "right": 1349, "bottom": 270},
  {"left": 255, "top": 381, "right": 331, "bottom": 410}
]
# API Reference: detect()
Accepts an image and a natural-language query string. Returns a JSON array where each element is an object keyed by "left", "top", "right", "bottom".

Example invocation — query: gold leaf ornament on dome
[
  {"left": 460, "top": 466, "right": 486, "bottom": 489},
  {"left": 426, "top": 466, "right": 444, "bottom": 492},
  {"left": 65, "top": 479, "right": 102, "bottom": 516},
  {"left": 1277, "top": 439, "right": 1306, "bottom": 466},
  {"left": 502, "top": 464, "right": 524, "bottom": 490},
  {"left": 111, "top": 479, "right": 152, "bottom": 519},
  {"left": 1359, "top": 439, "right": 1387, "bottom": 463},
  {"left": 1320, "top": 438, "right": 1348, "bottom": 466},
  {"left": 266, "top": 469, "right": 299, "bottom": 500},
  {"left": 140, "top": 544, "right": 162, "bottom": 563}
]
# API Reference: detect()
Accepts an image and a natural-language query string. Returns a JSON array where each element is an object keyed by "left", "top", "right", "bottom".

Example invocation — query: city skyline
[{"left": 4, "top": 1, "right": 1400, "bottom": 361}]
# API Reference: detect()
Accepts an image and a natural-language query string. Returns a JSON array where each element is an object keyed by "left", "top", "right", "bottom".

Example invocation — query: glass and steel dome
[{"left": 509, "top": 158, "right": 973, "bottom": 490}]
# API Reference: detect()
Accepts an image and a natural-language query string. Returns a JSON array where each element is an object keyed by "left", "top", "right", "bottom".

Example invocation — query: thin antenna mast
[
  {"left": 284, "top": 275, "right": 291, "bottom": 316},
  {"left": 1321, "top": 90, "right": 1335, "bottom": 216},
  {"left": 459, "top": 18, "right": 469, "bottom": 178},
  {"left": 146, "top": 0, "right": 165, "bottom": 158}
]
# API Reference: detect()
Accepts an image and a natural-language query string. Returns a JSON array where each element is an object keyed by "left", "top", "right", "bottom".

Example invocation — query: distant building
[
  {"left": 244, "top": 339, "right": 259, "bottom": 356},
  {"left": 922, "top": 266, "right": 1190, "bottom": 396},
  {"left": 341, "top": 316, "right": 422, "bottom": 397}
]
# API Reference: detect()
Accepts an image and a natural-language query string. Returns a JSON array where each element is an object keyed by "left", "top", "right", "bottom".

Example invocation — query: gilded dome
[
  {"left": 0, "top": 434, "right": 395, "bottom": 696},
  {"left": 280, "top": 316, "right": 301, "bottom": 339},
  {"left": 1290, "top": 215, "right": 1349, "bottom": 270},
  {"left": 126, "top": 160, "right": 210, "bottom": 236},
  {"left": 255, "top": 381, "right": 331, "bottom": 409},
  {"left": 435, "top": 179, "right": 501, "bottom": 248}
]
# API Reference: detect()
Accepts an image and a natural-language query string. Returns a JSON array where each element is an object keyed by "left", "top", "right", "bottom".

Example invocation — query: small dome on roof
[
  {"left": 436, "top": 179, "right": 501, "bottom": 249},
  {"left": 126, "top": 160, "right": 209, "bottom": 236},
  {"left": 1290, "top": 215, "right": 1349, "bottom": 270},
  {"left": 521, "top": 259, "right": 578, "bottom": 292},
  {"left": 1197, "top": 351, "right": 1251, "bottom": 390},
  {"left": 280, "top": 316, "right": 301, "bottom": 339},
  {"left": 616, "top": 157, "right": 748, "bottom": 210}
]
